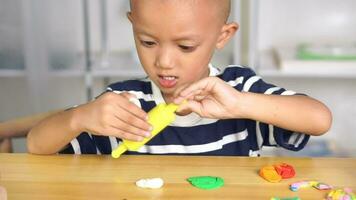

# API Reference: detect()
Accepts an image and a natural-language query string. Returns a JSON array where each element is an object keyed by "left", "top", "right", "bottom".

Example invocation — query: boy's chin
[
  {"left": 160, "top": 89, "right": 177, "bottom": 103},
  {"left": 160, "top": 87, "right": 176, "bottom": 95}
]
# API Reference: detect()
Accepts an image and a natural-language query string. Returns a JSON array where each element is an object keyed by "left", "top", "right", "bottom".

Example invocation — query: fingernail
[
  {"left": 144, "top": 132, "right": 151, "bottom": 137},
  {"left": 149, "top": 126, "right": 153, "bottom": 131}
]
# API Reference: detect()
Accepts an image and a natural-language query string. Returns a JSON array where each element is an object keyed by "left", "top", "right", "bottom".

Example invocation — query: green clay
[{"left": 187, "top": 176, "right": 224, "bottom": 190}]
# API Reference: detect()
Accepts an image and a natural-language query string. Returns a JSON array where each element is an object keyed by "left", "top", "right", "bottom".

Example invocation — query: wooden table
[{"left": 0, "top": 154, "right": 355, "bottom": 199}]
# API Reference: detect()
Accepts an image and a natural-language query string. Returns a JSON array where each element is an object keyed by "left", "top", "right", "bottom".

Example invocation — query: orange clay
[{"left": 259, "top": 165, "right": 282, "bottom": 183}]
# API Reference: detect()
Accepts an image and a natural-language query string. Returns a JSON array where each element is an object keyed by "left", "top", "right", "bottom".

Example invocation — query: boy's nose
[{"left": 155, "top": 48, "right": 174, "bottom": 69}]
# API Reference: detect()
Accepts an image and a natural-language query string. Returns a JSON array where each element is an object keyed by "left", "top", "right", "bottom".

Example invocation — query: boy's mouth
[{"left": 158, "top": 75, "right": 178, "bottom": 88}]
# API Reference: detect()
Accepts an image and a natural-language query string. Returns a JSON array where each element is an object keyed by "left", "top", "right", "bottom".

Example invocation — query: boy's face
[{"left": 128, "top": 0, "right": 234, "bottom": 102}]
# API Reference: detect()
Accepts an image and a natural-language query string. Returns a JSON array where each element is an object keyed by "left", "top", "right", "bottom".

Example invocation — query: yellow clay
[{"left": 111, "top": 103, "right": 179, "bottom": 158}]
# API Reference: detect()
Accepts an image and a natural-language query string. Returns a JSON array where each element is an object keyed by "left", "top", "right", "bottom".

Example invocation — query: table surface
[{"left": 0, "top": 153, "right": 355, "bottom": 200}]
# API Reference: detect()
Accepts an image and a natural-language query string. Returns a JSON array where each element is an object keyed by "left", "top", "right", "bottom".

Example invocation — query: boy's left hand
[{"left": 174, "top": 77, "right": 242, "bottom": 119}]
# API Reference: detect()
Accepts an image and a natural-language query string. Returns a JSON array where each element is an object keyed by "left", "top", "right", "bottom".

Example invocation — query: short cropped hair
[{"left": 130, "top": 0, "right": 231, "bottom": 23}]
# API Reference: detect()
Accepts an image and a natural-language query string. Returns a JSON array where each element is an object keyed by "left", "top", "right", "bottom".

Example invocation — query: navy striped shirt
[{"left": 60, "top": 65, "right": 309, "bottom": 156}]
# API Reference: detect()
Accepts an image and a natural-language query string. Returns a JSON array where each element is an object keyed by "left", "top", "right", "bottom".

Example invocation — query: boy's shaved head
[
  {"left": 127, "top": 0, "right": 238, "bottom": 102},
  {"left": 130, "top": 0, "right": 231, "bottom": 24}
]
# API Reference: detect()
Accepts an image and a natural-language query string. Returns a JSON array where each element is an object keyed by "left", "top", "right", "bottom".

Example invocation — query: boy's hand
[
  {"left": 174, "top": 77, "right": 243, "bottom": 119},
  {"left": 73, "top": 92, "right": 152, "bottom": 141}
]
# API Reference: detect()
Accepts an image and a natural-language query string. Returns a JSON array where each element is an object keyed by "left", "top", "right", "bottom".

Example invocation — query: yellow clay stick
[{"left": 111, "top": 103, "right": 181, "bottom": 158}]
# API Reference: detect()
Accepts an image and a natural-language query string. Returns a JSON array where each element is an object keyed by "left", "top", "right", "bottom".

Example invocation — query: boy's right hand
[{"left": 73, "top": 92, "right": 152, "bottom": 141}]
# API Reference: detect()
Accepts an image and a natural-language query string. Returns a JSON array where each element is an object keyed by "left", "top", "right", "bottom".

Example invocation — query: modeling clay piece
[
  {"left": 135, "top": 178, "right": 164, "bottom": 189},
  {"left": 111, "top": 103, "right": 179, "bottom": 158},
  {"left": 290, "top": 181, "right": 332, "bottom": 192},
  {"left": 274, "top": 163, "right": 296, "bottom": 179},
  {"left": 313, "top": 182, "right": 333, "bottom": 190},
  {"left": 290, "top": 181, "right": 312, "bottom": 191},
  {"left": 326, "top": 188, "right": 356, "bottom": 200},
  {"left": 270, "top": 197, "right": 300, "bottom": 200},
  {"left": 187, "top": 176, "right": 224, "bottom": 190},
  {"left": 259, "top": 166, "right": 282, "bottom": 183}
]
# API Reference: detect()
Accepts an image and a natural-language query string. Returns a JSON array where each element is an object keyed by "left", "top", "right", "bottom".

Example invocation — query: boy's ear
[
  {"left": 216, "top": 22, "right": 239, "bottom": 49},
  {"left": 127, "top": 12, "right": 133, "bottom": 23}
]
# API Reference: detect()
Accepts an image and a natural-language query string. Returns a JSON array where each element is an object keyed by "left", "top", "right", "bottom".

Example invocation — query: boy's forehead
[{"left": 130, "top": 0, "right": 230, "bottom": 24}]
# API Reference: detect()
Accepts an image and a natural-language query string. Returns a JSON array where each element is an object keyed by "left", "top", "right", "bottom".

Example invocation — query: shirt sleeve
[{"left": 230, "top": 66, "right": 310, "bottom": 151}]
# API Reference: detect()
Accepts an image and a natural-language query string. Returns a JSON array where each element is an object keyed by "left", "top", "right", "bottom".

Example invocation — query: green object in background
[
  {"left": 297, "top": 44, "right": 356, "bottom": 60},
  {"left": 187, "top": 176, "right": 224, "bottom": 190}
]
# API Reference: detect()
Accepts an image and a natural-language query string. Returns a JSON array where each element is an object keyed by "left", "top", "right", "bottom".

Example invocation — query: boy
[{"left": 27, "top": 0, "right": 332, "bottom": 156}]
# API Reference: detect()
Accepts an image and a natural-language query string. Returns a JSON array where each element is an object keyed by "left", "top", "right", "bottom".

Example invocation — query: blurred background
[{"left": 0, "top": 0, "right": 355, "bottom": 156}]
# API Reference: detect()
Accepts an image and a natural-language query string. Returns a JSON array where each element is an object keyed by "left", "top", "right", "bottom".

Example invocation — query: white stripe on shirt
[
  {"left": 110, "top": 90, "right": 154, "bottom": 102},
  {"left": 263, "top": 87, "right": 296, "bottom": 147},
  {"left": 268, "top": 124, "right": 277, "bottom": 145},
  {"left": 294, "top": 134, "right": 305, "bottom": 148},
  {"left": 172, "top": 117, "right": 218, "bottom": 127},
  {"left": 255, "top": 86, "right": 281, "bottom": 148},
  {"left": 256, "top": 121, "right": 263, "bottom": 148},
  {"left": 243, "top": 76, "right": 261, "bottom": 92},
  {"left": 227, "top": 76, "right": 244, "bottom": 87},
  {"left": 134, "top": 130, "right": 248, "bottom": 154},
  {"left": 109, "top": 136, "right": 119, "bottom": 151},
  {"left": 264, "top": 87, "right": 281, "bottom": 95},
  {"left": 281, "top": 90, "right": 297, "bottom": 95},
  {"left": 288, "top": 133, "right": 299, "bottom": 145},
  {"left": 70, "top": 139, "right": 81, "bottom": 154},
  {"left": 225, "top": 65, "right": 245, "bottom": 71}
]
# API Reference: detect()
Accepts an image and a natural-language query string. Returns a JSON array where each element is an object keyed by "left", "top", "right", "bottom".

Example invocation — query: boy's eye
[
  {"left": 178, "top": 45, "right": 196, "bottom": 52},
  {"left": 140, "top": 40, "right": 156, "bottom": 47}
]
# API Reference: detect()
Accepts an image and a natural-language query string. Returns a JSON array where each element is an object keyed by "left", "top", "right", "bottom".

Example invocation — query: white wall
[{"left": 257, "top": 0, "right": 356, "bottom": 50}]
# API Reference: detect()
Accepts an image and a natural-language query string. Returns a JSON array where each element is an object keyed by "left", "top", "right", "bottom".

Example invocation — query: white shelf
[
  {"left": 49, "top": 69, "right": 84, "bottom": 78},
  {"left": 49, "top": 51, "right": 146, "bottom": 78},
  {"left": 256, "top": 50, "right": 356, "bottom": 79},
  {"left": 0, "top": 69, "right": 26, "bottom": 77},
  {"left": 91, "top": 68, "right": 145, "bottom": 78},
  {"left": 49, "top": 68, "right": 145, "bottom": 78},
  {"left": 91, "top": 51, "right": 145, "bottom": 78}
]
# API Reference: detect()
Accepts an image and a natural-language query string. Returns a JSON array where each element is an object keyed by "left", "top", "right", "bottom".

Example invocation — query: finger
[
  {"left": 174, "top": 88, "right": 204, "bottom": 105},
  {"left": 183, "top": 89, "right": 209, "bottom": 102},
  {"left": 107, "top": 126, "right": 145, "bottom": 142},
  {"left": 174, "top": 78, "right": 214, "bottom": 103},
  {"left": 176, "top": 101, "right": 191, "bottom": 113},
  {"left": 180, "top": 78, "right": 212, "bottom": 96},
  {"left": 173, "top": 84, "right": 190, "bottom": 101},
  {"left": 180, "top": 100, "right": 205, "bottom": 117},
  {"left": 120, "top": 92, "right": 141, "bottom": 108},
  {"left": 100, "top": 92, "right": 143, "bottom": 117},
  {"left": 116, "top": 94, "right": 149, "bottom": 121},
  {"left": 111, "top": 117, "right": 151, "bottom": 138},
  {"left": 115, "top": 105, "right": 152, "bottom": 132}
]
